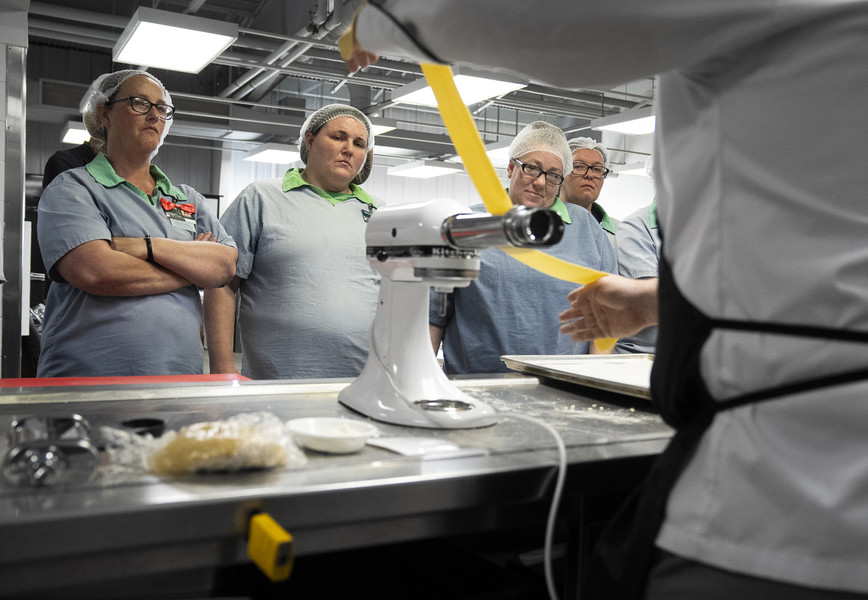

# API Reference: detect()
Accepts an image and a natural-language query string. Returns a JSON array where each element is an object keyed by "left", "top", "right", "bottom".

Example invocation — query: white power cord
[
  {"left": 369, "top": 328, "right": 568, "bottom": 600},
  {"left": 501, "top": 412, "right": 567, "bottom": 600}
]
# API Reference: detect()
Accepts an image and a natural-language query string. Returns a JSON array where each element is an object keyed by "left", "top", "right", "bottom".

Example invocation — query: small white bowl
[{"left": 287, "top": 418, "right": 379, "bottom": 454}]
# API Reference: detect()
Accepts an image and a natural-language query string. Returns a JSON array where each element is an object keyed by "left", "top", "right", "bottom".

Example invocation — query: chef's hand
[
  {"left": 338, "top": 8, "right": 379, "bottom": 72},
  {"left": 559, "top": 276, "right": 659, "bottom": 342}
]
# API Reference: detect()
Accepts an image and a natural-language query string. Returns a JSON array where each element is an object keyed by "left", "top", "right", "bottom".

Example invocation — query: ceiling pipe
[
  {"left": 213, "top": 54, "right": 404, "bottom": 90},
  {"left": 238, "top": 27, "right": 337, "bottom": 50},
  {"left": 230, "top": 38, "right": 319, "bottom": 100},
  {"left": 219, "top": 33, "right": 311, "bottom": 99},
  {"left": 183, "top": 0, "right": 209, "bottom": 14},
  {"left": 29, "top": 17, "right": 117, "bottom": 42},
  {"left": 220, "top": 0, "right": 335, "bottom": 100},
  {"left": 231, "top": 0, "right": 346, "bottom": 101},
  {"left": 522, "top": 84, "right": 641, "bottom": 111},
  {"left": 26, "top": 2, "right": 641, "bottom": 128},
  {"left": 28, "top": 1, "right": 127, "bottom": 28},
  {"left": 28, "top": 24, "right": 115, "bottom": 49},
  {"left": 171, "top": 90, "right": 308, "bottom": 115},
  {"left": 494, "top": 96, "right": 614, "bottom": 120}
]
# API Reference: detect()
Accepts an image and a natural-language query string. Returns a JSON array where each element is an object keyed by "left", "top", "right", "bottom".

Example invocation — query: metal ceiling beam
[
  {"left": 25, "top": 0, "right": 653, "bottom": 159},
  {"left": 28, "top": 1, "right": 127, "bottom": 28}
]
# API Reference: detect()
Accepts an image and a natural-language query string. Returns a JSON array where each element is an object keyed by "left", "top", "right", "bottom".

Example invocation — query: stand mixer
[{"left": 338, "top": 199, "right": 564, "bottom": 429}]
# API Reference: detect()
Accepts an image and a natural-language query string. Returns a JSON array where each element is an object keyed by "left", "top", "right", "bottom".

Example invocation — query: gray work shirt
[
  {"left": 220, "top": 169, "right": 380, "bottom": 379},
  {"left": 614, "top": 200, "right": 660, "bottom": 354},
  {"left": 430, "top": 200, "right": 618, "bottom": 374},
  {"left": 37, "top": 154, "right": 235, "bottom": 377}
]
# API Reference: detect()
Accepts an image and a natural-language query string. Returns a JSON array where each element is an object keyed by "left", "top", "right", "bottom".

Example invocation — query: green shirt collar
[
  {"left": 649, "top": 197, "right": 658, "bottom": 229},
  {"left": 86, "top": 153, "right": 186, "bottom": 203},
  {"left": 591, "top": 202, "right": 618, "bottom": 234},
  {"left": 283, "top": 167, "right": 378, "bottom": 208},
  {"left": 550, "top": 198, "right": 572, "bottom": 225}
]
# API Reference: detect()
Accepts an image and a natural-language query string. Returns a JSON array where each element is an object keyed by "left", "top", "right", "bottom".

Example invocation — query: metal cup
[{"left": 3, "top": 414, "right": 99, "bottom": 487}]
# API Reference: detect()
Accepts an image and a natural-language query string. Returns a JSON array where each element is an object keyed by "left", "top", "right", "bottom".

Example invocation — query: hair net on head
[
  {"left": 509, "top": 121, "right": 572, "bottom": 177},
  {"left": 567, "top": 136, "right": 609, "bottom": 168},
  {"left": 298, "top": 104, "right": 375, "bottom": 185},
  {"left": 82, "top": 69, "right": 173, "bottom": 148}
]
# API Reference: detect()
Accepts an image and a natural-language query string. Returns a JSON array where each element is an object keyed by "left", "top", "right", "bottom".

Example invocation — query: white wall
[
  {"left": 362, "top": 163, "right": 504, "bottom": 208},
  {"left": 596, "top": 173, "right": 654, "bottom": 221},
  {"left": 218, "top": 150, "right": 289, "bottom": 215},
  {"left": 597, "top": 129, "right": 656, "bottom": 220}
]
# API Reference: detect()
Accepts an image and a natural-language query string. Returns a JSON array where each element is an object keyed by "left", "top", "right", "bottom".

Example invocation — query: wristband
[{"left": 144, "top": 235, "right": 155, "bottom": 264}]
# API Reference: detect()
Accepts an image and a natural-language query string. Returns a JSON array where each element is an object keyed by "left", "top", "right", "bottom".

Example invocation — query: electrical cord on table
[
  {"left": 500, "top": 412, "right": 567, "bottom": 600},
  {"left": 369, "top": 330, "right": 567, "bottom": 600}
]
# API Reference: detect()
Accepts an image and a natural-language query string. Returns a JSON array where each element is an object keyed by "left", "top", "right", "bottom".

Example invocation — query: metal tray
[{"left": 501, "top": 354, "right": 653, "bottom": 400}]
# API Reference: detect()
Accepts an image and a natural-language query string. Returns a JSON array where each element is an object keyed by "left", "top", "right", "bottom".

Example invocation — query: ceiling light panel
[
  {"left": 392, "top": 67, "right": 526, "bottom": 107},
  {"left": 388, "top": 160, "right": 464, "bottom": 179},
  {"left": 244, "top": 143, "right": 300, "bottom": 164},
  {"left": 61, "top": 121, "right": 89, "bottom": 145},
  {"left": 614, "top": 162, "right": 650, "bottom": 176},
  {"left": 113, "top": 7, "right": 238, "bottom": 74},
  {"left": 590, "top": 106, "right": 656, "bottom": 135},
  {"left": 369, "top": 117, "right": 398, "bottom": 136}
]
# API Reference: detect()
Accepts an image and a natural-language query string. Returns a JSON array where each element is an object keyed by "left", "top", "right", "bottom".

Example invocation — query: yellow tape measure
[{"left": 420, "top": 63, "right": 615, "bottom": 351}]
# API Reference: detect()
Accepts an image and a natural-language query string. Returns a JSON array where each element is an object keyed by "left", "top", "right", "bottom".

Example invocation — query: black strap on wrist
[{"left": 144, "top": 235, "right": 155, "bottom": 263}]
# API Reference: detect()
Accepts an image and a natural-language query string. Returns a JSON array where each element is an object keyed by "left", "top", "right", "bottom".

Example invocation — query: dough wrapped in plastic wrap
[{"left": 146, "top": 412, "right": 307, "bottom": 475}]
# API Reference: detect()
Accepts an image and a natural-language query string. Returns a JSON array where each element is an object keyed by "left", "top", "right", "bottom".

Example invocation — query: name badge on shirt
[{"left": 160, "top": 197, "right": 197, "bottom": 233}]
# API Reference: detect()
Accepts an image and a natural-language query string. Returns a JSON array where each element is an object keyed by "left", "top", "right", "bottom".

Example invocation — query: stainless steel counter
[{"left": 0, "top": 375, "right": 671, "bottom": 598}]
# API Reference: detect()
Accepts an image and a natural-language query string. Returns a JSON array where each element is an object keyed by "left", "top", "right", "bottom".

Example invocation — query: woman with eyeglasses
[
  {"left": 36, "top": 70, "right": 237, "bottom": 377},
  {"left": 428, "top": 121, "right": 618, "bottom": 374}
]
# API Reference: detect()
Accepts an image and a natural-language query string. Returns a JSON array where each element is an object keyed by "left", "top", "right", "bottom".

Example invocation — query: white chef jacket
[{"left": 356, "top": 1, "right": 868, "bottom": 592}]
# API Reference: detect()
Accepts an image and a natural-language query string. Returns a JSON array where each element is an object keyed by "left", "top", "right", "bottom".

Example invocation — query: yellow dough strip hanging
[{"left": 420, "top": 63, "right": 615, "bottom": 351}]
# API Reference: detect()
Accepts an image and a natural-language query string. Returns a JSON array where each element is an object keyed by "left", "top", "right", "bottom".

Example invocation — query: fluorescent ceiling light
[
  {"left": 373, "top": 145, "right": 420, "bottom": 157},
  {"left": 61, "top": 121, "right": 89, "bottom": 145},
  {"left": 484, "top": 140, "right": 511, "bottom": 168},
  {"left": 244, "top": 143, "right": 300, "bottom": 164},
  {"left": 614, "top": 162, "right": 649, "bottom": 176},
  {"left": 392, "top": 67, "right": 526, "bottom": 107},
  {"left": 591, "top": 106, "right": 656, "bottom": 135},
  {"left": 113, "top": 7, "right": 238, "bottom": 74},
  {"left": 447, "top": 140, "right": 510, "bottom": 168},
  {"left": 369, "top": 117, "right": 397, "bottom": 136},
  {"left": 388, "top": 160, "right": 464, "bottom": 179}
]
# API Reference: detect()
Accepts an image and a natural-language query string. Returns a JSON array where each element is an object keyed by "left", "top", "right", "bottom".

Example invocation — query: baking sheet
[{"left": 501, "top": 354, "right": 653, "bottom": 399}]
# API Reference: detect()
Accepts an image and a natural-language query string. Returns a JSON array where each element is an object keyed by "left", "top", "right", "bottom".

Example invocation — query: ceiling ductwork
[{"left": 25, "top": 0, "right": 654, "bottom": 161}]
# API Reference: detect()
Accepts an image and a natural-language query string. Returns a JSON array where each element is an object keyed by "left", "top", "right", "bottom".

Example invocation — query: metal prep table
[{"left": 0, "top": 374, "right": 672, "bottom": 599}]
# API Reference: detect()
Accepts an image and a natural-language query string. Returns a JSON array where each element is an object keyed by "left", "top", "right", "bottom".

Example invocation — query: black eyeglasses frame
[
  {"left": 512, "top": 158, "right": 565, "bottom": 186},
  {"left": 105, "top": 96, "right": 175, "bottom": 121}
]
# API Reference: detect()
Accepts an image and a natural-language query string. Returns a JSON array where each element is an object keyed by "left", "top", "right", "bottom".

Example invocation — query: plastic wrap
[{"left": 102, "top": 412, "right": 307, "bottom": 477}]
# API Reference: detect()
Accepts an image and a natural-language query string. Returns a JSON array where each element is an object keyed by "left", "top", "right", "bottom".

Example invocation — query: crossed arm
[{"left": 55, "top": 232, "right": 237, "bottom": 297}]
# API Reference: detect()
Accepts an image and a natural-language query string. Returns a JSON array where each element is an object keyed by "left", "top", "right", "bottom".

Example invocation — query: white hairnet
[
  {"left": 82, "top": 69, "right": 173, "bottom": 148},
  {"left": 645, "top": 154, "right": 655, "bottom": 178},
  {"left": 298, "top": 104, "right": 375, "bottom": 185},
  {"left": 509, "top": 121, "right": 572, "bottom": 177},
  {"left": 567, "top": 136, "right": 609, "bottom": 168}
]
